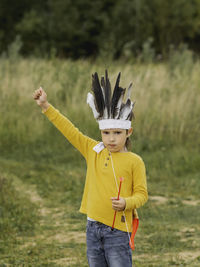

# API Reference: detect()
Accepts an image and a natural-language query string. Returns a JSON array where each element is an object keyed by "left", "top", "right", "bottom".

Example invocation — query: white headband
[{"left": 98, "top": 119, "right": 131, "bottom": 130}]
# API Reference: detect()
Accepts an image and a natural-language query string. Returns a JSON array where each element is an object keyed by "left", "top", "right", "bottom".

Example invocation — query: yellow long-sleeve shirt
[{"left": 44, "top": 105, "right": 148, "bottom": 232}]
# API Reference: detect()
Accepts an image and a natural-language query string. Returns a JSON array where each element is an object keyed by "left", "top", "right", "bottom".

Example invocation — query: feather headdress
[{"left": 87, "top": 70, "right": 135, "bottom": 130}]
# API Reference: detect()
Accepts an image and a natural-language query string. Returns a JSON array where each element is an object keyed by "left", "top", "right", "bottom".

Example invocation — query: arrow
[{"left": 112, "top": 177, "right": 124, "bottom": 229}]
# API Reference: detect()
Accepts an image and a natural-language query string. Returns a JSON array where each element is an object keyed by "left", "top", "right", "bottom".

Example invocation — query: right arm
[{"left": 33, "top": 87, "right": 97, "bottom": 159}]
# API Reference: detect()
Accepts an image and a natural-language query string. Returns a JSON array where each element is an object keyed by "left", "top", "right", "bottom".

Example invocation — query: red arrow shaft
[{"left": 112, "top": 179, "right": 123, "bottom": 229}]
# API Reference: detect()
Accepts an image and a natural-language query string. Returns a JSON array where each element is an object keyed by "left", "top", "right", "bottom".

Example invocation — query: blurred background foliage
[
  {"left": 1, "top": 0, "right": 200, "bottom": 60},
  {"left": 1, "top": 2, "right": 200, "bottom": 265}
]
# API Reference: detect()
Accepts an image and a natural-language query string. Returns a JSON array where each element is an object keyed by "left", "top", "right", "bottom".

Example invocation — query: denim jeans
[{"left": 86, "top": 220, "right": 132, "bottom": 267}]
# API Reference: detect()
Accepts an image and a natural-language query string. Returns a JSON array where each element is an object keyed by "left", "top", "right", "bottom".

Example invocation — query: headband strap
[{"left": 98, "top": 119, "right": 131, "bottom": 130}]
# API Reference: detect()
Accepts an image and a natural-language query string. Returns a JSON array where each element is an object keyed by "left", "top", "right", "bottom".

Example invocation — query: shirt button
[
  {"left": 107, "top": 157, "right": 109, "bottom": 160},
  {"left": 105, "top": 163, "right": 108, "bottom": 167}
]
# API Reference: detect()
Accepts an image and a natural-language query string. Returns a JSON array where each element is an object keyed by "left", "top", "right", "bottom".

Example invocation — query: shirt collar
[{"left": 93, "top": 142, "right": 105, "bottom": 153}]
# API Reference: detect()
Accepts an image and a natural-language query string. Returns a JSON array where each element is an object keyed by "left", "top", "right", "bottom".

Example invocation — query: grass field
[{"left": 0, "top": 57, "right": 200, "bottom": 266}]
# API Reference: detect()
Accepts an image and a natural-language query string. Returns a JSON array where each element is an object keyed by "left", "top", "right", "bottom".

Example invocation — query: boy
[{"left": 33, "top": 71, "right": 148, "bottom": 267}]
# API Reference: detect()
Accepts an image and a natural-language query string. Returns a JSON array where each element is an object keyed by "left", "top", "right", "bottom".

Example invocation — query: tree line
[{"left": 1, "top": 0, "right": 200, "bottom": 59}]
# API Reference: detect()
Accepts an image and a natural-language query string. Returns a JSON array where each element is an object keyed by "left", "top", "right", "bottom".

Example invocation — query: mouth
[{"left": 108, "top": 144, "right": 116, "bottom": 147}]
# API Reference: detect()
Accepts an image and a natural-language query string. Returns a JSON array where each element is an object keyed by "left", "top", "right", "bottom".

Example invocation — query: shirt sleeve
[
  {"left": 125, "top": 158, "right": 148, "bottom": 210},
  {"left": 43, "top": 104, "right": 97, "bottom": 159}
]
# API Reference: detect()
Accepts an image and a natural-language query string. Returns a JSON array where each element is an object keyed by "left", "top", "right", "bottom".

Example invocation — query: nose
[{"left": 109, "top": 133, "right": 115, "bottom": 142}]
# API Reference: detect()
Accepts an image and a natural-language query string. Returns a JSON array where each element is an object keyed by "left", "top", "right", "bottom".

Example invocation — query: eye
[
  {"left": 115, "top": 131, "right": 122, "bottom": 135},
  {"left": 102, "top": 131, "right": 109, "bottom": 135}
]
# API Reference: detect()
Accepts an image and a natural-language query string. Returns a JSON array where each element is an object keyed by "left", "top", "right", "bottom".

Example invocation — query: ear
[{"left": 127, "top": 127, "right": 133, "bottom": 137}]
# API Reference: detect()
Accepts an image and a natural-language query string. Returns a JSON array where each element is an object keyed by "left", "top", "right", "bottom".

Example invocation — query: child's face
[{"left": 101, "top": 128, "right": 132, "bottom": 153}]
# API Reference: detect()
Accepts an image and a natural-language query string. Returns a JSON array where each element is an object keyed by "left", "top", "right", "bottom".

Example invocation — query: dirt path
[
  {"left": 12, "top": 178, "right": 200, "bottom": 266},
  {"left": 12, "top": 176, "right": 85, "bottom": 245},
  {"left": 149, "top": 195, "right": 200, "bottom": 206}
]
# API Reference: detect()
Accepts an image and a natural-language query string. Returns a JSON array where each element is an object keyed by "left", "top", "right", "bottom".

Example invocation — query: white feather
[
  {"left": 100, "top": 86, "right": 108, "bottom": 119},
  {"left": 126, "top": 83, "right": 133, "bottom": 102},
  {"left": 114, "top": 94, "right": 124, "bottom": 119},
  {"left": 101, "top": 86, "right": 105, "bottom": 100},
  {"left": 87, "top": 93, "right": 100, "bottom": 119},
  {"left": 120, "top": 101, "right": 134, "bottom": 120},
  {"left": 104, "top": 107, "right": 108, "bottom": 119}
]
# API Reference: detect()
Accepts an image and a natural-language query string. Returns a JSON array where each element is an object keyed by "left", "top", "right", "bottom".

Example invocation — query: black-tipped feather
[
  {"left": 113, "top": 72, "right": 121, "bottom": 93},
  {"left": 119, "top": 99, "right": 135, "bottom": 120},
  {"left": 111, "top": 72, "right": 125, "bottom": 118},
  {"left": 101, "top": 76, "right": 106, "bottom": 91},
  {"left": 126, "top": 82, "right": 133, "bottom": 101},
  {"left": 92, "top": 72, "right": 105, "bottom": 118},
  {"left": 104, "top": 70, "right": 111, "bottom": 118}
]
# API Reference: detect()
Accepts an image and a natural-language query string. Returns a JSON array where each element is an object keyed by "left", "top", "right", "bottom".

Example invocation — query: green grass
[
  {"left": 0, "top": 175, "right": 39, "bottom": 239},
  {"left": 0, "top": 146, "right": 199, "bottom": 266},
  {"left": 0, "top": 57, "right": 200, "bottom": 266}
]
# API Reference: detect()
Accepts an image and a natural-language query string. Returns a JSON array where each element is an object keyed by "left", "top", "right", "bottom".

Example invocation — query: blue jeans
[{"left": 86, "top": 221, "right": 132, "bottom": 267}]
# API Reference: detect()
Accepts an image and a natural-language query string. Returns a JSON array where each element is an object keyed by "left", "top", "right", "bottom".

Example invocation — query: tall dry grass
[{"left": 0, "top": 57, "right": 199, "bottom": 155}]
